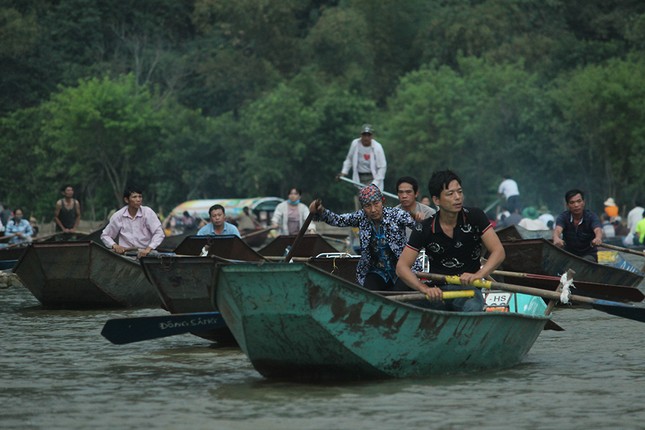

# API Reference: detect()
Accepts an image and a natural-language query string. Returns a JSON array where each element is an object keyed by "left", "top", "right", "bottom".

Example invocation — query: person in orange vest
[{"left": 604, "top": 197, "right": 619, "bottom": 218}]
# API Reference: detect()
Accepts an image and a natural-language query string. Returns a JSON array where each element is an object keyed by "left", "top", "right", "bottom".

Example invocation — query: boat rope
[{"left": 558, "top": 272, "right": 575, "bottom": 304}]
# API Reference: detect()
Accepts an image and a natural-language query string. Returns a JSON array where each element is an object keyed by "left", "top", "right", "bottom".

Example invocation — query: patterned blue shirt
[
  {"left": 369, "top": 222, "right": 398, "bottom": 283},
  {"left": 5, "top": 218, "right": 33, "bottom": 244},
  {"left": 197, "top": 222, "right": 241, "bottom": 238},
  {"left": 316, "top": 207, "right": 420, "bottom": 286}
]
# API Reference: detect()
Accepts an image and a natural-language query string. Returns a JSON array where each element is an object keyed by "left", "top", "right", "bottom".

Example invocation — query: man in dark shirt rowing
[
  {"left": 552, "top": 189, "right": 603, "bottom": 262},
  {"left": 396, "top": 170, "right": 505, "bottom": 312}
]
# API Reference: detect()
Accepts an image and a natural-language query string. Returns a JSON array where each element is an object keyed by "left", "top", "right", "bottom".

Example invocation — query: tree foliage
[{"left": 2, "top": 0, "right": 645, "bottom": 221}]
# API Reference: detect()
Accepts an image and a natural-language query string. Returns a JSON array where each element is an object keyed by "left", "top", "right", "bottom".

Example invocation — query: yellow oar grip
[
  {"left": 441, "top": 275, "right": 493, "bottom": 290},
  {"left": 431, "top": 290, "right": 476, "bottom": 300}
]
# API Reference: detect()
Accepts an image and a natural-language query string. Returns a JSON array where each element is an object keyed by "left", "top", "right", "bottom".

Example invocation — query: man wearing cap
[
  {"left": 518, "top": 206, "right": 548, "bottom": 231},
  {"left": 604, "top": 197, "right": 619, "bottom": 219},
  {"left": 309, "top": 184, "right": 418, "bottom": 291},
  {"left": 337, "top": 124, "right": 387, "bottom": 192}
]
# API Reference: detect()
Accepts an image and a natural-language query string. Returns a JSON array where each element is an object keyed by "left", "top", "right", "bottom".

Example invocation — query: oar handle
[
  {"left": 416, "top": 272, "right": 494, "bottom": 289},
  {"left": 416, "top": 271, "right": 594, "bottom": 305},
  {"left": 387, "top": 290, "right": 475, "bottom": 302},
  {"left": 493, "top": 269, "right": 559, "bottom": 281},
  {"left": 284, "top": 203, "right": 317, "bottom": 262},
  {"left": 415, "top": 273, "right": 645, "bottom": 324},
  {"left": 598, "top": 242, "right": 645, "bottom": 257},
  {"left": 338, "top": 176, "right": 398, "bottom": 199},
  {"left": 241, "top": 226, "right": 274, "bottom": 239}
]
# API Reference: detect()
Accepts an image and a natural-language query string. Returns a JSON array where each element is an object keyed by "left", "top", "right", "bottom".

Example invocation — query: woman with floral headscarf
[{"left": 309, "top": 184, "right": 419, "bottom": 291}]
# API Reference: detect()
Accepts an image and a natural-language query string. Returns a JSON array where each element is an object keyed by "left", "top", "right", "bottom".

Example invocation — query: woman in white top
[{"left": 271, "top": 187, "right": 316, "bottom": 235}]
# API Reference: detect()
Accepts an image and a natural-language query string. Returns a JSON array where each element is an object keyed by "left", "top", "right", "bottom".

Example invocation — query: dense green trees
[{"left": 1, "top": 0, "right": 645, "bottom": 222}]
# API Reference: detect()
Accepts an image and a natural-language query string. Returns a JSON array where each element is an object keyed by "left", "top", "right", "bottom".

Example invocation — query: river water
[{"left": 1, "top": 279, "right": 644, "bottom": 430}]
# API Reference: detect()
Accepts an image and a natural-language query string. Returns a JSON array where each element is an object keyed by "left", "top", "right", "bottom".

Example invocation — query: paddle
[
  {"left": 101, "top": 311, "right": 226, "bottom": 344},
  {"left": 241, "top": 226, "right": 274, "bottom": 239},
  {"left": 387, "top": 290, "right": 475, "bottom": 302},
  {"left": 598, "top": 242, "right": 645, "bottom": 258},
  {"left": 319, "top": 234, "right": 350, "bottom": 245},
  {"left": 483, "top": 197, "right": 501, "bottom": 214},
  {"left": 545, "top": 269, "right": 574, "bottom": 315},
  {"left": 599, "top": 242, "right": 645, "bottom": 271},
  {"left": 284, "top": 201, "right": 317, "bottom": 263},
  {"left": 417, "top": 272, "right": 645, "bottom": 323},
  {"left": 338, "top": 176, "right": 398, "bottom": 199},
  {"left": 492, "top": 269, "right": 645, "bottom": 302}
]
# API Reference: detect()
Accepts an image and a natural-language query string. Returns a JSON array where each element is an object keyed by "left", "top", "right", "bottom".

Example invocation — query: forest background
[{"left": 1, "top": 0, "right": 645, "bottom": 224}]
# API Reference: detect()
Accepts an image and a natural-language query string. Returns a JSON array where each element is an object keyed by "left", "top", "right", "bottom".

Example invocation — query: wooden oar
[
  {"left": 483, "top": 197, "right": 501, "bottom": 214},
  {"left": 387, "top": 290, "right": 475, "bottom": 302},
  {"left": 241, "top": 226, "right": 274, "bottom": 239},
  {"left": 101, "top": 312, "right": 226, "bottom": 344},
  {"left": 492, "top": 269, "right": 645, "bottom": 302},
  {"left": 417, "top": 272, "right": 645, "bottom": 323},
  {"left": 493, "top": 269, "right": 570, "bottom": 282},
  {"left": 319, "top": 234, "right": 349, "bottom": 244},
  {"left": 598, "top": 242, "right": 645, "bottom": 257},
  {"left": 284, "top": 201, "right": 317, "bottom": 263},
  {"left": 598, "top": 242, "right": 645, "bottom": 272},
  {"left": 338, "top": 176, "right": 398, "bottom": 199},
  {"left": 545, "top": 269, "right": 574, "bottom": 315}
]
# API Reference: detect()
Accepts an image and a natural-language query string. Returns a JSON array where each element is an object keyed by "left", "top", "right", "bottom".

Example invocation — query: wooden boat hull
[
  {"left": 140, "top": 255, "right": 235, "bottom": 345},
  {"left": 258, "top": 234, "right": 337, "bottom": 258},
  {"left": 496, "top": 224, "right": 552, "bottom": 241},
  {"left": 139, "top": 237, "right": 266, "bottom": 345},
  {"left": 13, "top": 242, "right": 161, "bottom": 309},
  {"left": 307, "top": 256, "right": 360, "bottom": 284},
  {"left": 215, "top": 263, "right": 549, "bottom": 380},
  {"left": 0, "top": 245, "right": 30, "bottom": 270},
  {"left": 139, "top": 251, "right": 354, "bottom": 344},
  {"left": 501, "top": 239, "right": 644, "bottom": 290},
  {"left": 173, "top": 235, "right": 265, "bottom": 260},
  {"left": 143, "top": 235, "right": 264, "bottom": 344}
]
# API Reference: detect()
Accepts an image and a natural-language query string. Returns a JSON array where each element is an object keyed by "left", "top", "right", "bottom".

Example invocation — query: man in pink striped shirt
[{"left": 100, "top": 186, "right": 165, "bottom": 258}]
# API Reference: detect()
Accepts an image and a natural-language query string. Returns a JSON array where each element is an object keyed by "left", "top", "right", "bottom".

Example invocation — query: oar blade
[
  {"left": 591, "top": 301, "right": 645, "bottom": 323},
  {"left": 101, "top": 312, "right": 227, "bottom": 344}
]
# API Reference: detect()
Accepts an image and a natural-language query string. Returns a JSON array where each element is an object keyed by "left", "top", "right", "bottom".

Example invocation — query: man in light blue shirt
[{"left": 197, "top": 204, "right": 240, "bottom": 237}]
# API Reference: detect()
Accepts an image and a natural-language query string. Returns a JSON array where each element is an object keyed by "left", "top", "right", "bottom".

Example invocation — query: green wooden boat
[{"left": 215, "top": 262, "right": 550, "bottom": 381}]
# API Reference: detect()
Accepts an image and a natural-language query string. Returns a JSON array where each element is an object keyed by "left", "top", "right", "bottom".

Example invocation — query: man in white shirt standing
[
  {"left": 337, "top": 124, "right": 387, "bottom": 192},
  {"left": 626, "top": 201, "right": 644, "bottom": 245},
  {"left": 498, "top": 174, "right": 521, "bottom": 213}
]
